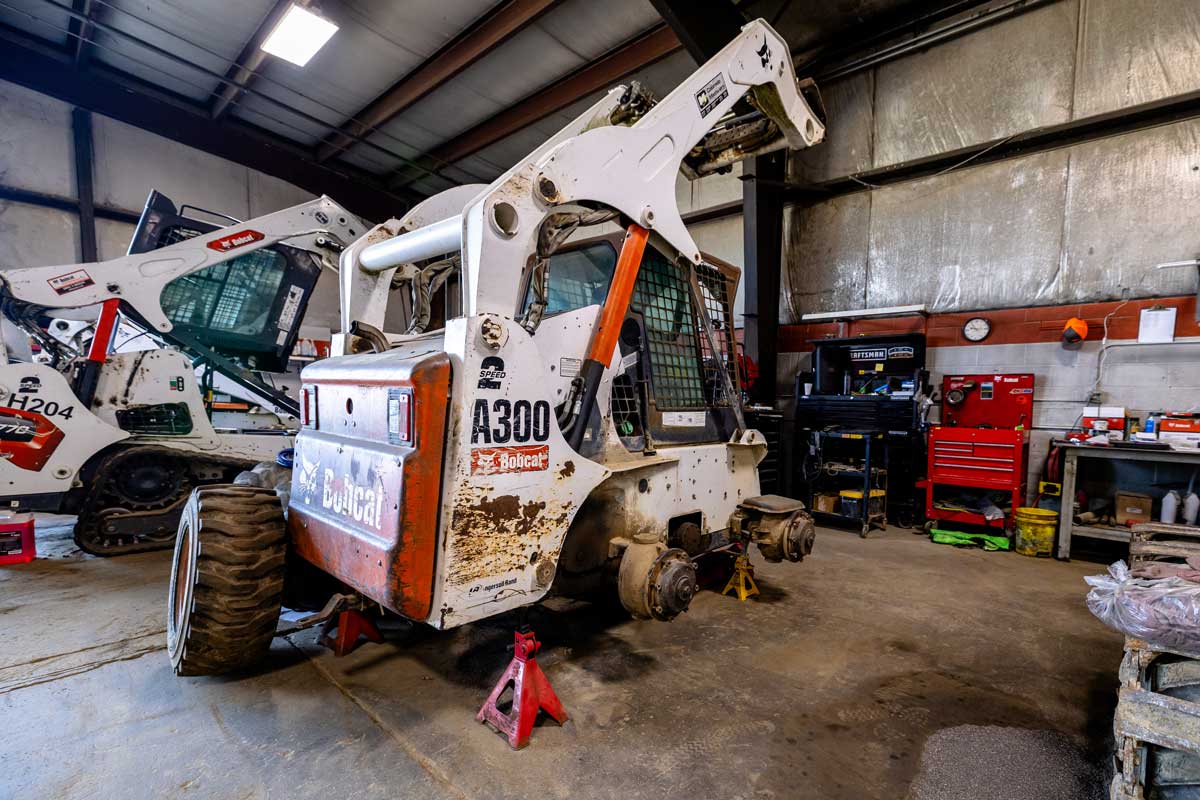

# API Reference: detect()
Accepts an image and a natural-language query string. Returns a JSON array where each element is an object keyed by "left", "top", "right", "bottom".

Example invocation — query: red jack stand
[
  {"left": 319, "top": 609, "right": 384, "bottom": 657},
  {"left": 477, "top": 629, "right": 568, "bottom": 749}
]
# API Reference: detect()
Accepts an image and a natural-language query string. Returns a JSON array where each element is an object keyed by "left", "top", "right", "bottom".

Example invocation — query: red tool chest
[
  {"left": 926, "top": 373, "right": 1034, "bottom": 531},
  {"left": 926, "top": 427, "right": 1029, "bottom": 530}
]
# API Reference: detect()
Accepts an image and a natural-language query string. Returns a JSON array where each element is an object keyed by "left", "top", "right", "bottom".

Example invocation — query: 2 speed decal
[
  {"left": 477, "top": 356, "right": 506, "bottom": 390},
  {"left": 471, "top": 399, "right": 551, "bottom": 444}
]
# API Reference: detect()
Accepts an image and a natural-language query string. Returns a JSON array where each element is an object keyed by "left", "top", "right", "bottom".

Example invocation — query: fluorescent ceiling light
[
  {"left": 800, "top": 304, "right": 928, "bottom": 321},
  {"left": 260, "top": 4, "right": 338, "bottom": 67}
]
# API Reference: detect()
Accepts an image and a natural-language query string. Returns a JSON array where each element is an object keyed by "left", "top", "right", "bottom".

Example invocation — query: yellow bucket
[{"left": 1014, "top": 507, "right": 1058, "bottom": 557}]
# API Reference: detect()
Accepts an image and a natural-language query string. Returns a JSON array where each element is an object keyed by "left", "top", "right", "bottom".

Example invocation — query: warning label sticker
[
  {"left": 558, "top": 357, "right": 581, "bottom": 378},
  {"left": 277, "top": 284, "right": 304, "bottom": 332},
  {"left": 471, "top": 445, "right": 550, "bottom": 475},
  {"left": 695, "top": 73, "right": 728, "bottom": 118},
  {"left": 47, "top": 269, "right": 94, "bottom": 295},
  {"left": 663, "top": 410, "right": 707, "bottom": 428}
]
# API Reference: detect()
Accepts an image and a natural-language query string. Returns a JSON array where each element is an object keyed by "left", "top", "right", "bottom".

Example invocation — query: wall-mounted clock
[{"left": 962, "top": 317, "right": 991, "bottom": 342}]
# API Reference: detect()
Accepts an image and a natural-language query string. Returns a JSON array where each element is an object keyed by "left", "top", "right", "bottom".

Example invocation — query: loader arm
[
  {"left": 0, "top": 195, "right": 362, "bottom": 336},
  {"left": 461, "top": 17, "right": 823, "bottom": 318},
  {"left": 343, "top": 18, "right": 822, "bottom": 329}
]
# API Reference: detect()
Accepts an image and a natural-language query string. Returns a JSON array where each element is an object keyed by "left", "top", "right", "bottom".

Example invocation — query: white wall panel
[
  {"left": 0, "top": 79, "right": 75, "bottom": 197},
  {"left": 92, "top": 115, "right": 250, "bottom": 218},
  {"left": 791, "top": 72, "right": 873, "bottom": 184},
  {"left": 1060, "top": 120, "right": 1200, "bottom": 301},
  {"left": 784, "top": 194, "right": 870, "bottom": 322},
  {"left": 96, "top": 218, "right": 136, "bottom": 261},
  {"left": 0, "top": 201, "right": 79, "bottom": 266}
]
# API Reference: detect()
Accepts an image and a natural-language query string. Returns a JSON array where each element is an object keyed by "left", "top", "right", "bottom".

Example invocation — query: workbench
[{"left": 1056, "top": 442, "right": 1200, "bottom": 558}]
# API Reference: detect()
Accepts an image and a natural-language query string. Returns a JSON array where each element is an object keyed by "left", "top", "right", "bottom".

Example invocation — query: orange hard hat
[{"left": 1062, "top": 317, "right": 1089, "bottom": 344}]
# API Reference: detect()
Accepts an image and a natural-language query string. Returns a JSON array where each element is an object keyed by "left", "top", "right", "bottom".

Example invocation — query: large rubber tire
[{"left": 167, "top": 485, "right": 286, "bottom": 676}]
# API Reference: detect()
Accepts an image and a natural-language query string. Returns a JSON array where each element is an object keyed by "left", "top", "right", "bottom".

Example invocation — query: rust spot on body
[
  {"left": 559, "top": 460, "right": 575, "bottom": 478},
  {"left": 448, "top": 490, "right": 570, "bottom": 586}
]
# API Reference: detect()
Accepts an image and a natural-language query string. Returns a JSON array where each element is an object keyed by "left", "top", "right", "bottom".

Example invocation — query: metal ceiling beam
[
  {"left": 32, "top": 0, "right": 448, "bottom": 186},
  {"left": 387, "top": 22, "right": 682, "bottom": 189},
  {"left": 647, "top": 0, "right": 744, "bottom": 63},
  {"left": 210, "top": 0, "right": 296, "bottom": 120},
  {"left": 67, "top": 0, "right": 95, "bottom": 65},
  {"left": 0, "top": 183, "right": 140, "bottom": 223},
  {"left": 317, "top": 0, "right": 561, "bottom": 163},
  {"left": 0, "top": 28, "right": 415, "bottom": 222}
]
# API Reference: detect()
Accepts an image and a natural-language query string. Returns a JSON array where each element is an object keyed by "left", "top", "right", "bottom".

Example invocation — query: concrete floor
[{"left": 1, "top": 522, "right": 1123, "bottom": 800}]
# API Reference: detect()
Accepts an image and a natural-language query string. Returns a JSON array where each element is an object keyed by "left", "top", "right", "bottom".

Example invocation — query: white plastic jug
[
  {"left": 1162, "top": 490, "right": 1181, "bottom": 524},
  {"left": 1185, "top": 492, "right": 1200, "bottom": 526}
]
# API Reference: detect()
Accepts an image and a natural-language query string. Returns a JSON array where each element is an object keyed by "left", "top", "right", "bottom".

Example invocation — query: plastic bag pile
[{"left": 1086, "top": 560, "right": 1200, "bottom": 656}]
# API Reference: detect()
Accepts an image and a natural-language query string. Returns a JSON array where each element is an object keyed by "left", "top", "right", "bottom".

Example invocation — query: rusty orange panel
[{"left": 287, "top": 351, "right": 450, "bottom": 620}]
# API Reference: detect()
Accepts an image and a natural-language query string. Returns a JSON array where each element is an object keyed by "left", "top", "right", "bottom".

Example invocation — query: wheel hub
[{"left": 112, "top": 456, "right": 184, "bottom": 508}]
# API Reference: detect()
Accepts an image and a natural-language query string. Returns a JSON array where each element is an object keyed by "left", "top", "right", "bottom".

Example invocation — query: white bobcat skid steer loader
[
  {"left": 0, "top": 191, "right": 362, "bottom": 554},
  {"left": 167, "top": 19, "right": 825, "bottom": 675}
]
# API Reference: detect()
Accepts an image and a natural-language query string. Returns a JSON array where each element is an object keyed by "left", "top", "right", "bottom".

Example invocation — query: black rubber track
[{"left": 167, "top": 485, "right": 286, "bottom": 676}]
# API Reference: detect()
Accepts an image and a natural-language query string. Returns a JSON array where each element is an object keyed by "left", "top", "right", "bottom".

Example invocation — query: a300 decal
[{"left": 470, "top": 399, "right": 551, "bottom": 444}]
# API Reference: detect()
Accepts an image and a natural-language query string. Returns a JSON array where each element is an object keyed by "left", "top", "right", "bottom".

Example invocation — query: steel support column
[
  {"left": 743, "top": 151, "right": 785, "bottom": 404},
  {"left": 71, "top": 107, "right": 97, "bottom": 262}
]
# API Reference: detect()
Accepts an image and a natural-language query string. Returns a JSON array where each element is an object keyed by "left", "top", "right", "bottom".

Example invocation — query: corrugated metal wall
[{"left": 784, "top": 0, "right": 1200, "bottom": 320}]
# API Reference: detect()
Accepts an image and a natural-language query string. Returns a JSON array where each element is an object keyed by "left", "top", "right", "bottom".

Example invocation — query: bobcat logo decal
[{"left": 296, "top": 453, "right": 320, "bottom": 503}]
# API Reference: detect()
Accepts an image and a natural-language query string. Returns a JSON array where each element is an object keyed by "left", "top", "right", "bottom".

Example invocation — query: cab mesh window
[
  {"left": 694, "top": 263, "right": 737, "bottom": 408},
  {"left": 159, "top": 227, "right": 286, "bottom": 339},
  {"left": 631, "top": 249, "right": 706, "bottom": 410},
  {"left": 523, "top": 242, "right": 616, "bottom": 316}
]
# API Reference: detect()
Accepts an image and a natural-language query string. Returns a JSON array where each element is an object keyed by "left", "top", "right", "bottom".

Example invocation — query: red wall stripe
[{"left": 779, "top": 295, "right": 1199, "bottom": 352}]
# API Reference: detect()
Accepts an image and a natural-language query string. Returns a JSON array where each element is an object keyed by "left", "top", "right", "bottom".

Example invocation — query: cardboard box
[
  {"left": 1160, "top": 417, "right": 1200, "bottom": 434},
  {"left": 1160, "top": 431, "right": 1200, "bottom": 449},
  {"left": 814, "top": 493, "right": 838, "bottom": 514},
  {"left": 1084, "top": 406, "right": 1127, "bottom": 441},
  {"left": 1115, "top": 491, "right": 1153, "bottom": 526}
]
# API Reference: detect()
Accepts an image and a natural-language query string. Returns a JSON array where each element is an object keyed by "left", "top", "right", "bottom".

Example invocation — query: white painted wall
[{"left": 677, "top": 165, "right": 748, "bottom": 324}]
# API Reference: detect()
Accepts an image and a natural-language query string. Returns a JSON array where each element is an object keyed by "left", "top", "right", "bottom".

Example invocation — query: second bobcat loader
[{"left": 0, "top": 191, "right": 363, "bottom": 554}]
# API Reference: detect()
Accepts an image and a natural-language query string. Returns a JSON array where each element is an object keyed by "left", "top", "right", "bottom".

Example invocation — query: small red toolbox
[
  {"left": 0, "top": 514, "right": 36, "bottom": 565},
  {"left": 942, "top": 373, "right": 1034, "bottom": 428}
]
